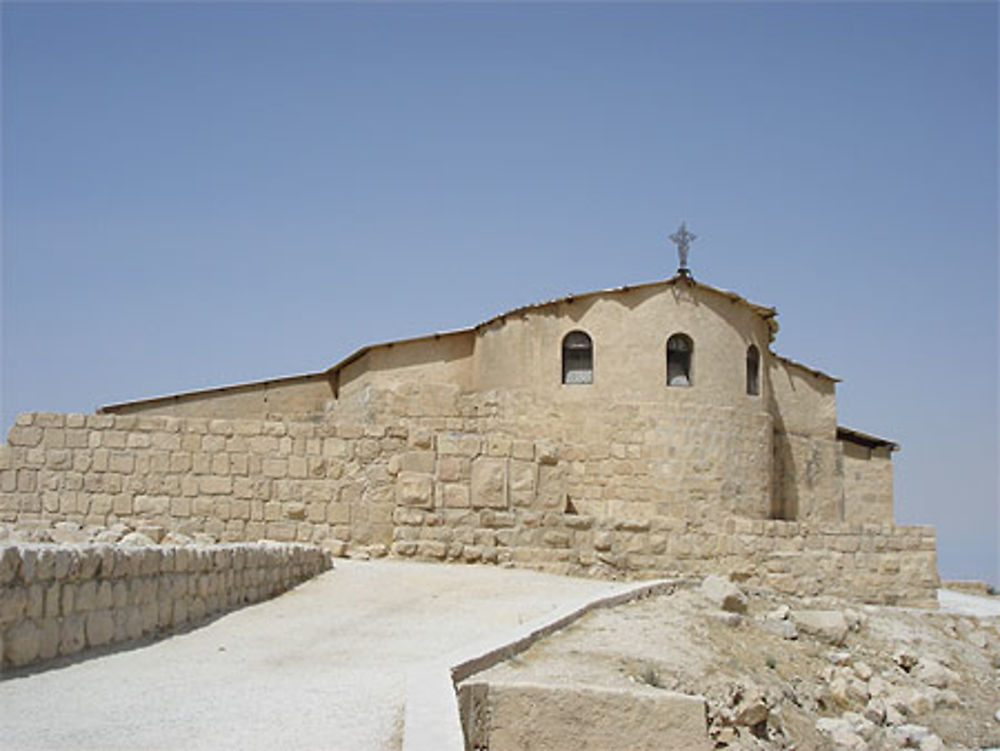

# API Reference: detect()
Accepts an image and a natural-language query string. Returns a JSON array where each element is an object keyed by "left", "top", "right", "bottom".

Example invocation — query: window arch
[
  {"left": 666, "top": 333, "right": 693, "bottom": 387},
  {"left": 562, "top": 331, "right": 593, "bottom": 384},
  {"left": 746, "top": 344, "right": 760, "bottom": 396}
]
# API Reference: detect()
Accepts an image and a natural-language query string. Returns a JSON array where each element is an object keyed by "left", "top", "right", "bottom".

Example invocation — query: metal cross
[{"left": 669, "top": 222, "right": 697, "bottom": 273}]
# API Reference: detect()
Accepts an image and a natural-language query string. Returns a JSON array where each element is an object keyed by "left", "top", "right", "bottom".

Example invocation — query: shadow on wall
[{"left": 767, "top": 375, "right": 797, "bottom": 522}]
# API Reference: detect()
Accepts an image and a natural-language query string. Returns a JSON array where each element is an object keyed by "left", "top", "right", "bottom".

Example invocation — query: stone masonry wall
[
  {"left": 0, "top": 412, "right": 938, "bottom": 606},
  {"left": 390, "top": 511, "right": 938, "bottom": 607},
  {"left": 0, "top": 541, "right": 331, "bottom": 671}
]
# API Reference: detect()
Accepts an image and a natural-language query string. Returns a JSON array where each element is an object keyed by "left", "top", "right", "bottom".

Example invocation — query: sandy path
[{"left": 0, "top": 559, "right": 629, "bottom": 751}]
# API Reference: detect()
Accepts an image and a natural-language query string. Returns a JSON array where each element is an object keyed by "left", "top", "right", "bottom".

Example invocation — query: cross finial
[{"left": 669, "top": 222, "right": 697, "bottom": 277}]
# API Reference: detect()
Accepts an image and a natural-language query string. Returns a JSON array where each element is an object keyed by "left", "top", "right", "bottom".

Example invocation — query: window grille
[
  {"left": 562, "top": 331, "right": 593, "bottom": 385},
  {"left": 666, "top": 334, "right": 693, "bottom": 387}
]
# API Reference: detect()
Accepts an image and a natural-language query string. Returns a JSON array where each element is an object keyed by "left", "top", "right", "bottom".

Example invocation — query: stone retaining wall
[
  {"left": 0, "top": 541, "right": 331, "bottom": 671},
  {"left": 0, "top": 412, "right": 938, "bottom": 606},
  {"left": 391, "top": 511, "right": 938, "bottom": 607}
]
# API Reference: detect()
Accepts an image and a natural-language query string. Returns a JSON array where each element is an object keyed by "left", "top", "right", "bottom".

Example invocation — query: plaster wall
[{"left": 472, "top": 282, "right": 773, "bottom": 410}]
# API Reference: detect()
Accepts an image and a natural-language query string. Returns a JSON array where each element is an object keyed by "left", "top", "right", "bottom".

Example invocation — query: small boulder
[
  {"left": 792, "top": 610, "right": 849, "bottom": 646},
  {"left": 913, "top": 658, "right": 959, "bottom": 689},
  {"left": 161, "top": 532, "right": 194, "bottom": 546},
  {"left": 762, "top": 619, "right": 797, "bottom": 639},
  {"left": 119, "top": 532, "right": 156, "bottom": 547},
  {"left": 863, "top": 697, "right": 887, "bottom": 725},
  {"left": 765, "top": 604, "right": 790, "bottom": 621},
  {"left": 50, "top": 522, "right": 88, "bottom": 545},
  {"left": 700, "top": 575, "right": 748, "bottom": 614},
  {"left": 135, "top": 525, "right": 165, "bottom": 543},
  {"left": 93, "top": 528, "right": 125, "bottom": 543},
  {"left": 735, "top": 699, "right": 769, "bottom": 727},
  {"left": 853, "top": 661, "right": 873, "bottom": 681},
  {"left": 829, "top": 650, "right": 852, "bottom": 666}
]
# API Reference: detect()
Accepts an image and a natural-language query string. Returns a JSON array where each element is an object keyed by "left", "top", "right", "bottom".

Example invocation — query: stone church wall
[
  {"left": 842, "top": 442, "right": 894, "bottom": 524},
  {"left": 0, "top": 412, "right": 936, "bottom": 606}
]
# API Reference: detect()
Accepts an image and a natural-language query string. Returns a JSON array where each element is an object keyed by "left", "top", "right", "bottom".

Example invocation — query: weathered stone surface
[
  {"left": 396, "top": 472, "right": 433, "bottom": 509},
  {"left": 4, "top": 619, "right": 40, "bottom": 666},
  {"left": 120, "top": 532, "right": 156, "bottom": 547},
  {"left": 467, "top": 682, "right": 712, "bottom": 751},
  {"left": 913, "top": 657, "right": 959, "bottom": 689},
  {"left": 470, "top": 457, "right": 507, "bottom": 510},
  {"left": 700, "top": 575, "right": 748, "bottom": 614},
  {"left": 85, "top": 610, "right": 114, "bottom": 647},
  {"left": 792, "top": 610, "right": 848, "bottom": 646},
  {"left": 51, "top": 522, "right": 89, "bottom": 545}
]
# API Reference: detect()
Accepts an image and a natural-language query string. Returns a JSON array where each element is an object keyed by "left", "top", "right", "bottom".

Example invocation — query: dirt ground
[{"left": 468, "top": 581, "right": 1000, "bottom": 750}]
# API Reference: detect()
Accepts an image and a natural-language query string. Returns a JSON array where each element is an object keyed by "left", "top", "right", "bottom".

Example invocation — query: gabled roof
[{"left": 100, "top": 274, "right": 818, "bottom": 411}]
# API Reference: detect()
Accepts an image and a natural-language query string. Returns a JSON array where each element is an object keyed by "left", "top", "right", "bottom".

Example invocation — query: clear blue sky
[{"left": 3, "top": 2, "right": 997, "bottom": 585}]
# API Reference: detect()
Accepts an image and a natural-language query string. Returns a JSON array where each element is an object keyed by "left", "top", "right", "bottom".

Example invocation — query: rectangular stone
[
  {"left": 471, "top": 457, "right": 507, "bottom": 509},
  {"left": 396, "top": 472, "right": 433, "bottom": 509}
]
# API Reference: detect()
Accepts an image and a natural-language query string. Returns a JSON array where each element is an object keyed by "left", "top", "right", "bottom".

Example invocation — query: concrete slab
[{"left": 0, "top": 560, "right": 632, "bottom": 751}]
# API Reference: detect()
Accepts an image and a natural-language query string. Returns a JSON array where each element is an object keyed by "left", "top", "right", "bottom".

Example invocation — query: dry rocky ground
[{"left": 470, "top": 577, "right": 1000, "bottom": 750}]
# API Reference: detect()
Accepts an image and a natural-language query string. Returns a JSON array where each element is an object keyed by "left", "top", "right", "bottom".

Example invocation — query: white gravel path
[
  {"left": 936, "top": 588, "right": 1000, "bottom": 617},
  {"left": 0, "top": 559, "right": 631, "bottom": 751}
]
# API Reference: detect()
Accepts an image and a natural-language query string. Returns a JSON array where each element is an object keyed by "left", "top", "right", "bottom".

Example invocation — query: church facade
[{"left": 101, "top": 274, "right": 897, "bottom": 530}]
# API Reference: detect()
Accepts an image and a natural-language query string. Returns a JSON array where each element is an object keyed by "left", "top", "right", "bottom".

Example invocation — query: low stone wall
[
  {"left": 0, "top": 541, "right": 331, "bottom": 671},
  {"left": 391, "top": 511, "right": 939, "bottom": 607}
]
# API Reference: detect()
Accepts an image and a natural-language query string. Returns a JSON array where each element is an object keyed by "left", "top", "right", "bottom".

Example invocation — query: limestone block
[
  {"left": 475, "top": 683, "right": 711, "bottom": 751},
  {"left": 59, "top": 614, "right": 86, "bottom": 656},
  {"left": 396, "top": 472, "right": 433, "bottom": 509},
  {"left": 262, "top": 459, "right": 287, "bottom": 479},
  {"left": 535, "top": 440, "right": 559, "bottom": 465},
  {"left": 26, "top": 584, "right": 44, "bottom": 619},
  {"left": 0, "top": 586, "right": 26, "bottom": 625},
  {"left": 914, "top": 658, "right": 960, "bottom": 689},
  {"left": 487, "top": 435, "right": 512, "bottom": 457},
  {"left": 508, "top": 460, "right": 536, "bottom": 507},
  {"left": 436, "top": 456, "right": 470, "bottom": 483},
  {"left": 265, "top": 522, "right": 297, "bottom": 542},
  {"left": 417, "top": 541, "right": 448, "bottom": 559},
  {"left": 438, "top": 483, "right": 471, "bottom": 509},
  {"left": 700, "top": 575, "right": 748, "bottom": 614},
  {"left": 200, "top": 476, "right": 232, "bottom": 495},
  {"left": 471, "top": 458, "right": 507, "bottom": 509},
  {"left": 536, "top": 464, "right": 567, "bottom": 510},
  {"left": 85, "top": 611, "right": 114, "bottom": 648},
  {"left": 38, "top": 617, "right": 59, "bottom": 661},
  {"left": 5, "top": 619, "right": 40, "bottom": 667},
  {"left": 438, "top": 433, "right": 482, "bottom": 457},
  {"left": 792, "top": 610, "right": 848, "bottom": 646},
  {"left": 8, "top": 426, "right": 42, "bottom": 447},
  {"left": 134, "top": 495, "right": 169, "bottom": 516},
  {"left": 108, "top": 452, "right": 135, "bottom": 474}
]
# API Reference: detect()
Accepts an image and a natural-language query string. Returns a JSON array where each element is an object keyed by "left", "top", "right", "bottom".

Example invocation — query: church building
[{"left": 100, "top": 227, "right": 898, "bottom": 529}]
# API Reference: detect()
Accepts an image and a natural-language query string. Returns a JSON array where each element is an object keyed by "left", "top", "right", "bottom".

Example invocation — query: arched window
[
  {"left": 666, "top": 334, "right": 693, "bottom": 387},
  {"left": 746, "top": 344, "right": 760, "bottom": 396},
  {"left": 562, "top": 331, "right": 593, "bottom": 384}
]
